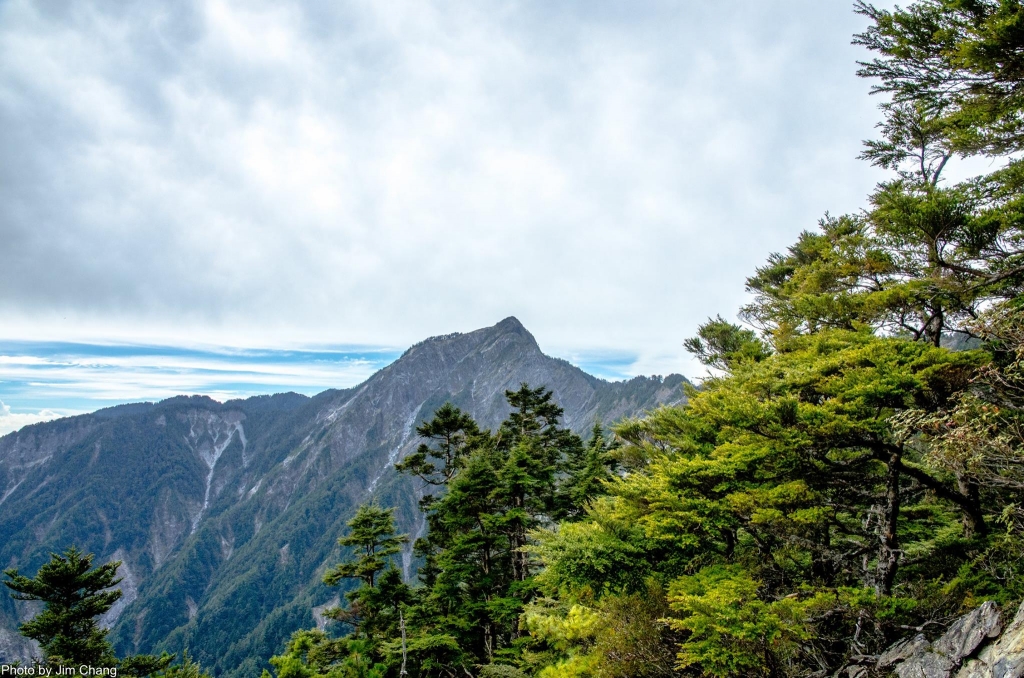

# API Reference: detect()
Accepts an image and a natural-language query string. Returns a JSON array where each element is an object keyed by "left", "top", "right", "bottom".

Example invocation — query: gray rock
[
  {"left": 935, "top": 602, "right": 1002, "bottom": 663},
  {"left": 1013, "top": 600, "right": 1024, "bottom": 629},
  {"left": 881, "top": 635, "right": 933, "bottom": 670},
  {"left": 895, "top": 651, "right": 954, "bottom": 678},
  {"left": 956, "top": 659, "right": 990, "bottom": 678},
  {"left": 955, "top": 600, "right": 1024, "bottom": 678}
]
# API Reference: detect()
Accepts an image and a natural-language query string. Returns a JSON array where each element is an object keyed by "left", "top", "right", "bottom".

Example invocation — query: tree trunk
[
  {"left": 484, "top": 618, "right": 494, "bottom": 663},
  {"left": 811, "top": 527, "right": 834, "bottom": 585},
  {"left": 510, "top": 494, "right": 529, "bottom": 582},
  {"left": 956, "top": 474, "right": 987, "bottom": 538},
  {"left": 925, "top": 308, "right": 944, "bottom": 347},
  {"left": 876, "top": 446, "right": 902, "bottom": 596}
]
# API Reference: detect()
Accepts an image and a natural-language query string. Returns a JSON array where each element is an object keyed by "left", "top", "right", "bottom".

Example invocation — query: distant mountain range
[{"left": 0, "top": 317, "right": 688, "bottom": 676}]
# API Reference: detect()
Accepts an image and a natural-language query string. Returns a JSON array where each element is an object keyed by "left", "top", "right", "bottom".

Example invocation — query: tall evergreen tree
[
  {"left": 323, "top": 503, "right": 410, "bottom": 642},
  {"left": 266, "top": 505, "right": 411, "bottom": 678},
  {"left": 495, "top": 385, "right": 583, "bottom": 583},
  {"left": 3, "top": 547, "right": 173, "bottom": 676},
  {"left": 395, "top": 403, "right": 483, "bottom": 490},
  {"left": 554, "top": 423, "right": 617, "bottom": 521},
  {"left": 393, "top": 387, "right": 587, "bottom": 668},
  {"left": 4, "top": 547, "right": 122, "bottom": 668}
]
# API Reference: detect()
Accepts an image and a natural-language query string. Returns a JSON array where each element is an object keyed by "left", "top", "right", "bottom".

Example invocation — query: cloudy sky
[{"left": 0, "top": 1, "right": 906, "bottom": 434}]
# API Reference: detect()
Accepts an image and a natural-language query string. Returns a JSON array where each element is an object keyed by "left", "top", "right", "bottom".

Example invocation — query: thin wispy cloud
[{"left": 0, "top": 342, "right": 400, "bottom": 434}]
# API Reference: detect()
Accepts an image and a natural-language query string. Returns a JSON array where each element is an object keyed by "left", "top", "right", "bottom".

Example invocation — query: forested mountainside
[{"left": 0, "top": 317, "right": 687, "bottom": 676}]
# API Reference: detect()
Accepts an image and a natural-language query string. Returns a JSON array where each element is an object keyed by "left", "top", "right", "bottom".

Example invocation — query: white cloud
[
  {"left": 0, "top": 399, "right": 66, "bottom": 437},
  {"left": 0, "top": 1, "right": 902, "bottom": 381}
]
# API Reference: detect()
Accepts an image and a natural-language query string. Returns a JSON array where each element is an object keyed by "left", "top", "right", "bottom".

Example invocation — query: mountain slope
[{"left": 0, "top": 318, "right": 687, "bottom": 675}]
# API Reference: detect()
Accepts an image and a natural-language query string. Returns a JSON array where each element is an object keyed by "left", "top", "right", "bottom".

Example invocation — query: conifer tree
[
  {"left": 394, "top": 403, "right": 482, "bottom": 489},
  {"left": 555, "top": 422, "right": 617, "bottom": 521},
  {"left": 394, "top": 387, "right": 587, "bottom": 667},
  {"left": 3, "top": 547, "right": 174, "bottom": 676},
  {"left": 323, "top": 502, "right": 410, "bottom": 642},
  {"left": 3, "top": 546, "right": 122, "bottom": 668},
  {"left": 266, "top": 505, "right": 412, "bottom": 678}
]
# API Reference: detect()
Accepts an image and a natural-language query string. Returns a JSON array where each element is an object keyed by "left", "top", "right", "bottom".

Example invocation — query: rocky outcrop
[
  {"left": 939, "top": 603, "right": 1003, "bottom": 667},
  {"left": 879, "top": 634, "right": 935, "bottom": 671},
  {"left": 957, "top": 601, "right": 1024, "bottom": 678},
  {"left": 877, "top": 600, "right": 1023, "bottom": 678}
]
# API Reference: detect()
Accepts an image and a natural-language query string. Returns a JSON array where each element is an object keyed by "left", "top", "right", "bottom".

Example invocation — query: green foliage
[
  {"left": 263, "top": 330, "right": 1013, "bottom": 678},
  {"left": 266, "top": 503, "right": 411, "bottom": 678},
  {"left": 743, "top": 8, "right": 1024, "bottom": 348},
  {"left": 266, "top": 630, "right": 386, "bottom": 678},
  {"left": 149, "top": 652, "right": 212, "bottom": 678},
  {"left": 395, "top": 403, "right": 483, "bottom": 490},
  {"left": 3, "top": 546, "right": 179, "bottom": 676},
  {"left": 478, "top": 665, "right": 527, "bottom": 678},
  {"left": 392, "top": 387, "right": 593, "bottom": 670},
  {"left": 742, "top": 172, "right": 1024, "bottom": 346},
  {"left": 554, "top": 424, "right": 617, "bottom": 521},
  {"left": 683, "top": 316, "right": 771, "bottom": 371},
  {"left": 325, "top": 504, "right": 408, "bottom": 592},
  {"left": 121, "top": 654, "right": 177, "bottom": 678},
  {"left": 521, "top": 329, "right": 1004, "bottom": 676},
  {"left": 667, "top": 566, "right": 814, "bottom": 678},
  {"left": 271, "top": 386, "right": 603, "bottom": 678},
  {"left": 530, "top": 502, "right": 660, "bottom": 596},
  {"left": 4, "top": 546, "right": 122, "bottom": 668},
  {"left": 855, "top": 0, "right": 1024, "bottom": 156},
  {"left": 894, "top": 302, "right": 1024, "bottom": 600},
  {"left": 522, "top": 581, "right": 678, "bottom": 678}
]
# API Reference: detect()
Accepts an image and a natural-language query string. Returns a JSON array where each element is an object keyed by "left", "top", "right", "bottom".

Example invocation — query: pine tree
[
  {"left": 3, "top": 547, "right": 174, "bottom": 676},
  {"left": 495, "top": 385, "right": 583, "bottom": 582},
  {"left": 394, "top": 388, "right": 588, "bottom": 667},
  {"left": 3, "top": 546, "right": 122, "bottom": 668},
  {"left": 394, "top": 403, "right": 482, "bottom": 489},
  {"left": 323, "top": 502, "right": 410, "bottom": 642},
  {"left": 555, "top": 422, "right": 617, "bottom": 521},
  {"left": 266, "top": 505, "right": 412, "bottom": 678}
]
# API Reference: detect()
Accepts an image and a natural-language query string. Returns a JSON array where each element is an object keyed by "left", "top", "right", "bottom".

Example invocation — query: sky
[{"left": 0, "top": 1, "right": 909, "bottom": 435}]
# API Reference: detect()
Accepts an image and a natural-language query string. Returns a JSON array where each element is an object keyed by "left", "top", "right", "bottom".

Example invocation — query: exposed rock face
[
  {"left": 0, "top": 318, "right": 689, "bottom": 675},
  {"left": 0, "top": 416, "right": 101, "bottom": 507},
  {"left": 894, "top": 650, "right": 953, "bottom": 678},
  {"left": 880, "top": 635, "right": 934, "bottom": 672},
  {"left": 957, "top": 601, "right": 1024, "bottom": 678},
  {"left": 937, "top": 603, "right": 1003, "bottom": 665},
  {"left": 877, "top": 600, "right": 1023, "bottom": 678}
]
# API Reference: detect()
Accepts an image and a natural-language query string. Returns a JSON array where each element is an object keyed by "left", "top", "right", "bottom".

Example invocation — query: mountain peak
[
  {"left": 495, "top": 315, "right": 525, "bottom": 331},
  {"left": 407, "top": 317, "right": 539, "bottom": 357},
  {"left": 491, "top": 315, "right": 530, "bottom": 337},
  {"left": 483, "top": 316, "right": 539, "bottom": 349}
]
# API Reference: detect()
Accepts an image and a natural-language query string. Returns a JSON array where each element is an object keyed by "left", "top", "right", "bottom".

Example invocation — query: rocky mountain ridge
[{"left": 0, "top": 317, "right": 689, "bottom": 676}]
